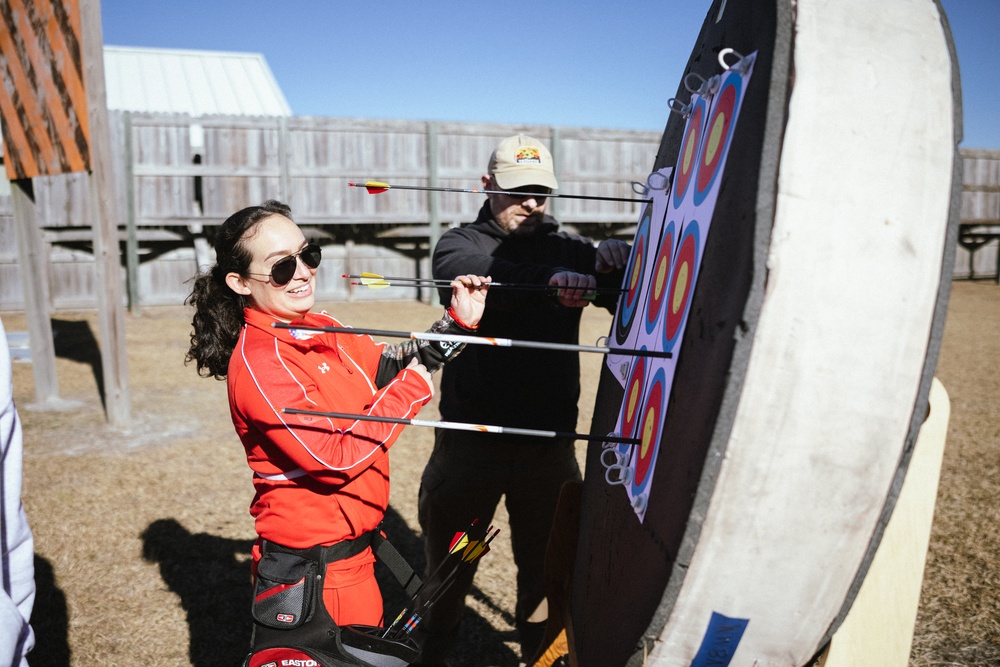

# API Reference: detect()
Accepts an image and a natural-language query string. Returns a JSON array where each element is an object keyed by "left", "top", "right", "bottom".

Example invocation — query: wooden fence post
[
  {"left": 10, "top": 180, "right": 60, "bottom": 408},
  {"left": 123, "top": 111, "right": 141, "bottom": 314},
  {"left": 549, "top": 125, "right": 561, "bottom": 221},
  {"left": 278, "top": 116, "right": 290, "bottom": 203},
  {"left": 425, "top": 121, "right": 440, "bottom": 303}
]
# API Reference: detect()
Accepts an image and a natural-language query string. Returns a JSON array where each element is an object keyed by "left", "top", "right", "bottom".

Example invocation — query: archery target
[
  {"left": 663, "top": 222, "right": 701, "bottom": 351},
  {"left": 644, "top": 219, "right": 677, "bottom": 335},
  {"left": 632, "top": 366, "right": 667, "bottom": 492},
  {"left": 693, "top": 72, "right": 744, "bottom": 206},
  {"left": 614, "top": 203, "right": 653, "bottom": 345},
  {"left": 672, "top": 95, "right": 710, "bottom": 210}
]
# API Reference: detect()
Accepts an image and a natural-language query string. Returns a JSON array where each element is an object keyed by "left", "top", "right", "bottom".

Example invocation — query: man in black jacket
[{"left": 415, "top": 135, "right": 629, "bottom": 666}]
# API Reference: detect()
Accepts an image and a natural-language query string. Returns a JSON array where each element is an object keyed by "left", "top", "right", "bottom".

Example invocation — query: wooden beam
[{"left": 80, "top": 0, "right": 130, "bottom": 426}]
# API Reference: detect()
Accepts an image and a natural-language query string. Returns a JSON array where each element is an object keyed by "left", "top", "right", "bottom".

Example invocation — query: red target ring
[
  {"left": 633, "top": 367, "right": 665, "bottom": 489},
  {"left": 644, "top": 220, "right": 676, "bottom": 334},
  {"left": 671, "top": 96, "right": 708, "bottom": 209},
  {"left": 663, "top": 222, "right": 701, "bottom": 350},
  {"left": 694, "top": 73, "right": 742, "bottom": 205},
  {"left": 619, "top": 356, "right": 647, "bottom": 438},
  {"left": 625, "top": 235, "right": 646, "bottom": 308}
]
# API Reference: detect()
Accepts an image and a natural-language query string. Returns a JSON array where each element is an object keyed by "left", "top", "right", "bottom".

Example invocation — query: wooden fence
[
  {"left": 0, "top": 116, "right": 996, "bottom": 311},
  {"left": 0, "top": 113, "right": 661, "bottom": 310},
  {"left": 955, "top": 148, "right": 1000, "bottom": 281}
]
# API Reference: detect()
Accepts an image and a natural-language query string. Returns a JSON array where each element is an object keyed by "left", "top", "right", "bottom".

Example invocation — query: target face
[
  {"left": 672, "top": 96, "right": 709, "bottom": 209},
  {"left": 693, "top": 73, "right": 743, "bottom": 206},
  {"left": 632, "top": 366, "right": 666, "bottom": 491},
  {"left": 615, "top": 203, "right": 653, "bottom": 345},
  {"left": 644, "top": 220, "right": 677, "bottom": 335},
  {"left": 663, "top": 222, "right": 701, "bottom": 351}
]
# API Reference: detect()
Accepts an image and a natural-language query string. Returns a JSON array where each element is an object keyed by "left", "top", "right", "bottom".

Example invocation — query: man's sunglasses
[
  {"left": 490, "top": 179, "right": 550, "bottom": 201},
  {"left": 506, "top": 185, "right": 550, "bottom": 201},
  {"left": 248, "top": 243, "right": 322, "bottom": 286}
]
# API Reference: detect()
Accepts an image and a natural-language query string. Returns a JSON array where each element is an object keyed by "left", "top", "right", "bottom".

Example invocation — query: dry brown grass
[
  {"left": 910, "top": 281, "right": 1000, "bottom": 667},
  {"left": 7, "top": 280, "right": 999, "bottom": 666}
]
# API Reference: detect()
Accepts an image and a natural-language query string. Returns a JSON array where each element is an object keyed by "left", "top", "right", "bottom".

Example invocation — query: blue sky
[{"left": 101, "top": 0, "right": 997, "bottom": 149}]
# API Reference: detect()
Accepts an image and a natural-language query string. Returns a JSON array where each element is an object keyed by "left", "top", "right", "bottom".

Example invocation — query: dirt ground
[{"left": 5, "top": 280, "right": 999, "bottom": 666}]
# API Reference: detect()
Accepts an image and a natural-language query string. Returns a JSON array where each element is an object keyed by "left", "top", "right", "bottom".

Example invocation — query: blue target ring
[
  {"left": 614, "top": 203, "right": 652, "bottom": 345},
  {"left": 672, "top": 95, "right": 710, "bottom": 210},
  {"left": 663, "top": 221, "right": 701, "bottom": 352},
  {"left": 631, "top": 365, "right": 666, "bottom": 495},
  {"left": 643, "top": 219, "right": 677, "bottom": 335},
  {"left": 692, "top": 71, "right": 743, "bottom": 207}
]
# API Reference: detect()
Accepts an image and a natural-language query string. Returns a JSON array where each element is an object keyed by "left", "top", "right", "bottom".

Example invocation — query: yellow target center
[
  {"left": 629, "top": 255, "right": 642, "bottom": 289},
  {"left": 672, "top": 263, "right": 689, "bottom": 313},
  {"left": 654, "top": 256, "right": 668, "bottom": 299},
  {"left": 682, "top": 132, "right": 697, "bottom": 173},
  {"left": 641, "top": 409, "right": 656, "bottom": 458},
  {"left": 704, "top": 112, "right": 727, "bottom": 166},
  {"left": 627, "top": 380, "right": 640, "bottom": 421}
]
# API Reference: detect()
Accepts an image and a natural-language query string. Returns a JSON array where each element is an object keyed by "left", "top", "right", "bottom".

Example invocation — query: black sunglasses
[
  {"left": 507, "top": 185, "right": 550, "bottom": 201},
  {"left": 248, "top": 243, "right": 322, "bottom": 286},
  {"left": 490, "top": 179, "right": 550, "bottom": 201}
]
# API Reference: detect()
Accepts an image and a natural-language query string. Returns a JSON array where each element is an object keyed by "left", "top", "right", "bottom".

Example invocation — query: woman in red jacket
[{"left": 185, "top": 200, "right": 487, "bottom": 638}]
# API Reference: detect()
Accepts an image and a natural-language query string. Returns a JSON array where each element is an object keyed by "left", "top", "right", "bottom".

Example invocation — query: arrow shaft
[
  {"left": 281, "top": 407, "right": 641, "bottom": 445},
  {"left": 346, "top": 274, "right": 623, "bottom": 295},
  {"left": 350, "top": 181, "right": 650, "bottom": 205},
  {"left": 272, "top": 323, "right": 672, "bottom": 359}
]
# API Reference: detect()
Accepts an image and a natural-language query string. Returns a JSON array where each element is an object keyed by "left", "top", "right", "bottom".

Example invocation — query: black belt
[{"left": 262, "top": 526, "right": 422, "bottom": 597}]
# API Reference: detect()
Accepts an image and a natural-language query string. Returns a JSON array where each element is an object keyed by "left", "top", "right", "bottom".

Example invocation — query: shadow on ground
[
  {"left": 29, "top": 554, "right": 71, "bottom": 666},
  {"left": 51, "top": 319, "right": 104, "bottom": 409},
  {"left": 141, "top": 518, "right": 255, "bottom": 666}
]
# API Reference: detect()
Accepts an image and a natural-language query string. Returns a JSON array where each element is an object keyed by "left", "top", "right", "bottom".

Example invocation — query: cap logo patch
[{"left": 515, "top": 147, "right": 542, "bottom": 164}]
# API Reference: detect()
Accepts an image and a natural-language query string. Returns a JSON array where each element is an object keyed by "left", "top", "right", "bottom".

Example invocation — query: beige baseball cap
[{"left": 487, "top": 134, "right": 559, "bottom": 191}]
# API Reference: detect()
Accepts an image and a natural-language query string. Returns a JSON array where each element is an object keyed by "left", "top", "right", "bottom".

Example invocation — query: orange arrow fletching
[{"left": 463, "top": 541, "right": 489, "bottom": 562}]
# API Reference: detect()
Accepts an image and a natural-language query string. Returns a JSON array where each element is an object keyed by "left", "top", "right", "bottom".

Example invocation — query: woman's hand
[
  {"left": 406, "top": 357, "right": 434, "bottom": 397},
  {"left": 449, "top": 274, "right": 490, "bottom": 328}
]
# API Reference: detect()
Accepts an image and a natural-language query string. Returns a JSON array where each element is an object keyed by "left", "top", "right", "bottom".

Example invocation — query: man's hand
[
  {"left": 549, "top": 271, "right": 597, "bottom": 308},
  {"left": 449, "top": 274, "right": 490, "bottom": 328},
  {"left": 595, "top": 239, "right": 630, "bottom": 273}
]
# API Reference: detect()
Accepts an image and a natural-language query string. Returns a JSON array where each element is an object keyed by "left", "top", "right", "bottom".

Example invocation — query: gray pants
[{"left": 416, "top": 428, "right": 581, "bottom": 663}]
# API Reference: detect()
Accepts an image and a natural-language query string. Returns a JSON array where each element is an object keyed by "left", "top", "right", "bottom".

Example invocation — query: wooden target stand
[
  {"left": 814, "top": 378, "right": 950, "bottom": 667},
  {"left": 530, "top": 1, "right": 961, "bottom": 665}
]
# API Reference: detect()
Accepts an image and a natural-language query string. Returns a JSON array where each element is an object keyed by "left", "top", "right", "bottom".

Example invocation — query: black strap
[{"left": 371, "top": 529, "right": 422, "bottom": 598}]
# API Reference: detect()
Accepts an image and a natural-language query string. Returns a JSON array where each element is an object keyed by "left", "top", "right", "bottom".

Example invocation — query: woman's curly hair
[{"left": 185, "top": 200, "right": 292, "bottom": 379}]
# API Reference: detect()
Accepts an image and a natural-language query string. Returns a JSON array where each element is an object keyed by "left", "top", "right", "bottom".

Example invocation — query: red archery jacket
[{"left": 228, "top": 308, "right": 434, "bottom": 550}]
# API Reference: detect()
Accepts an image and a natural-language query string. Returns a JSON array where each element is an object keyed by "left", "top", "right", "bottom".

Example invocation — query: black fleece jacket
[{"left": 432, "top": 201, "right": 622, "bottom": 433}]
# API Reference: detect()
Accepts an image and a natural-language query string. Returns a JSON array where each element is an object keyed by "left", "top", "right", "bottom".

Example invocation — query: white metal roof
[{"left": 103, "top": 45, "right": 292, "bottom": 117}]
